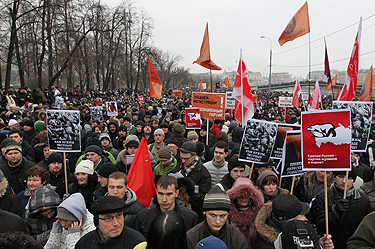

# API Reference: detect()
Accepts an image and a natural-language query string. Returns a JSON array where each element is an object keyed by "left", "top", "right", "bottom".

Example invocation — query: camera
[{"left": 297, "top": 238, "right": 314, "bottom": 248}]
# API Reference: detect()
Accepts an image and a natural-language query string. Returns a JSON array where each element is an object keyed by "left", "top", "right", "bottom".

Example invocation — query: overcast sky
[{"left": 102, "top": 0, "right": 375, "bottom": 80}]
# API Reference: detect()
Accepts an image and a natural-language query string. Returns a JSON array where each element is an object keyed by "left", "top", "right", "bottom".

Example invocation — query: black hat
[
  {"left": 123, "top": 116, "right": 131, "bottom": 122},
  {"left": 118, "top": 125, "right": 127, "bottom": 132},
  {"left": 143, "top": 122, "right": 152, "bottom": 128},
  {"left": 177, "top": 177, "right": 195, "bottom": 197},
  {"left": 195, "top": 141, "right": 205, "bottom": 157},
  {"left": 180, "top": 141, "right": 196, "bottom": 153},
  {"left": 47, "top": 153, "right": 63, "bottom": 165},
  {"left": 272, "top": 194, "right": 310, "bottom": 221},
  {"left": 85, "top": 145, "right": 102, "bottom": 156},
  {"left": 0, "top": 138, "right": 15, "bottom": 149},
  {"left": 97, "top": 162, "right": 118, "bottom": 178},
  {"left": 91, "top": 196, "right": 126, "bottom": 225},
  {"left": 281, "top": 220, "right": 320, "bottom": 249},
  {"left": 132, "top": 111, "right": 139, "bottom": 116},
  {"left": 126, "top": 139, "right": 139, "bottom": 148},
  {"left": 167, "top": 137, "right": 179, "bottom": 148},
  {"left": 333, "top": 167, "right": 357, "bottom": 181},
  {"left": 228, "top": 156, "right": 246, "bottom": 173},
  {"left": 135, "top": 120, "right": 145, "bottom": 126},
  {"left": 159, "top": 121, "right": 169, "bottom": 128},
  {"left": 20, "top": 120, "right": 34, "bottom": 128}
]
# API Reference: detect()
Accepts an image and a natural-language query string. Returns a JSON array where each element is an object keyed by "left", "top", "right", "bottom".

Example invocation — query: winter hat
[
  {"left": 123, "top": 116, "right": 131, "bottom": 122},
  {"left": 118, "top": 125, "right": 127, "bottom": 132},
  {"left": 158, "top": 146, "right": 171, "bottom": 159},
  {"left": 172, "top": 123, "right": 184, "bottom": 133},
  {"left": 0, "top": 138, "right": 15, "bottom": 149},
  {"left": 87, "top": 137, "right": 102, "bottom": 148},
  {"left": 154, "top": 128, "right": 165, "bottom": 136},
  {"left": 21, "top": 120, "right": 34, "bottom": 128},
  {"left": 99, "top": 133, "right": 111, "bottom": 141},
  {"left": 85, "top": 145, "right": 102, "bottom": 156},
  {"left": 187, "top": 131, "right": 199, "bottom": 140},
  {"left": 203, "top": 188, "right": 231, "bottom": 212},
  {"left": 180, "top": 141, "right": 196, "bottom": 153},
  {"left": 272, "top": 194, "right": 310, "bottom": 221},
  {"left": 91, "top": 196, "right": 127, "bottom": 226},
  {"left": 159, "top": 121, "right": 169, "bottom": 128},
  {"left": 56, "top": 207, "right": 78, "bottom": 221},
  {"left": 75, "top": 160, "right": 94, "bottom": 175},
  {"left": 125, "top": 135, "right": 140, "bottom": 148},
  {"left": 97, "top": 162, "right": 118, "bottom": 178},
  {"left": 135, "top": 120, "right": 145, "bottom": 127},
  {"left": 0, "top": 169, "right": 4, "bottom": 182},
  {"left": 47, "top": 152, "right": 64, "bottom": 165},
  {"left": 35, "top": 121, "right": 46, "bottom": 133},
  {"left": 333, "top": 167, "right": 357, "bottom": 181},
  {"left": 256, "top": 170, "right": 279, "bottom": 188},
  {"left": 143, "top": 122, "right": 152, "bottom": 128},
  {"left": 3, "top": 142, "right": 22, "bottom": 155},
  {"left": 228, "top": 156, "right": 246, "bottom": 173},
  {"left": 8, "top": 119, "right": 18, "bottom": 127},
  {"left": 166, "top": 137, "right": 179, "bottom": 148},
  {"left": 195, "top": 236, "right": 227, "bottom": 249},
  {"left": 195, "top": 141, "right": 205, "bottom": 157}
]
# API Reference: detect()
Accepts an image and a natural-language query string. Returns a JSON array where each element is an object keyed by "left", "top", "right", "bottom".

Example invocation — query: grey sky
[{"left": 102, "top": 0, "right": 375, "bottom": 80}]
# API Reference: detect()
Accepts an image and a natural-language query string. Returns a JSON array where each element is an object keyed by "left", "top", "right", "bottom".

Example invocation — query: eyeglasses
[
  {"left": 179, "top": 155, "right": 193, "bottom": 161},
  {"left": 98, "top": 212, "right": 124, "bottom": 223}
]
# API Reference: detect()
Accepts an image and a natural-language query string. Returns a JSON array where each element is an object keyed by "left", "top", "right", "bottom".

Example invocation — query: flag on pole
[
  {"left": 199, "top": 80, "right": 203, "bottom": 92},
  {"left": 308, "top": 81, "right": 321, "bottom": 111},
  {"left": 326, "top": 74, "right": 337, "bottom": 90},
  {"left": 188, "top": 83, "right": 191, "bottom": 89},
  {"left": 193, "top": 23, "right": 222, "bottom": 70},
  {"left": 278, "top": 2, "right": 310, "bottom": 46},
  {"left": 324, "top": 39, "right": 332, "bottom": 84},
  {"left": 148, "top": 58, "right": 163, "bottom": 99},
  {"left": 224, "top": 77, "right": 230, "bottom": 87},
  {"left": 338, "top": 17, "right": 362, "bottom": 101},
  {"left": 127, "top": 137, "right": 156, "bottom": 207},
  {"left": 358, "top": 65, "right": 373, "bottom": 101},
  {"left": 232, "top": 50, "right": 254, "bottom": 124},
  {"left": 207, "top": 81, "right": 212, "bottom": 91},
  {"left": 292, "top": 79, "right": 301, "bottom": 108},
  {"left": 335, "top": 86, "right": 340, "bottom": 100}
]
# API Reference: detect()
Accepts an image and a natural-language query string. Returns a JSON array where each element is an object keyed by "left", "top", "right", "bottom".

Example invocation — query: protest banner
[
  {"left": 90, "top": 106, "right": 103, "bottom": 122},
  {"left": 173, "top": 90, "right": 182, "bottom": 97},
  {"left": 332, "top": 101, "right": 373, "bottom": 152},
  {"left": 138, "top": 96, "right": 144, "bottom": 104},
  {"left": 106, "top": 101, "right": 118, "bottom": 116},
  {"left": 281, "top": 130, "right": 303, "bottom": 177},
  {"left": 46, "top": 110, "right": 81, "bottom": 152},
  {"left": 55, "top": 96, "right": 64, "bottom": 110},
  {"left": 271, "top": 123, "right": 301, "bottom": 159},
  {"left": 279, "top": 97, "right": 293, "bottom": 108},
  {"left": 239, "top": 119, "right": 278, "bottom": 164},
  {"left": 185, "top": 108, "right": 201, "bottom": 129},
  {"left": 301, "top": 109, "right": 351, "bottom": 171},
  {"left": 225, "top": 91, "right": 235, "bottom": 109},
  {"left": 302, "top": 93, "right": 309, "bottom": 100},
  {"left": 192, "top": 92, "right": 225, "bottom": 120}
]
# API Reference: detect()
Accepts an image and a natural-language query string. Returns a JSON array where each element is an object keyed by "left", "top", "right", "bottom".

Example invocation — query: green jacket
[{"left": 153, "top": 157, "right": 178, "bottom": 183}]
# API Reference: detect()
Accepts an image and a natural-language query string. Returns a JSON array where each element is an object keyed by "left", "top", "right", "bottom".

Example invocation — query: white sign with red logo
[
  {"left": 279, "top": 97, "right": 293, "bottom": 107},
  {"left": 138, "top": 96, "right": 144, "bottom": 104},
  {"left": 185, "top": 108, "right": 201, "bottom": 129}
]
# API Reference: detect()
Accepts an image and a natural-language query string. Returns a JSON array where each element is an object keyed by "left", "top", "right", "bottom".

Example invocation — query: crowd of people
[{"left": 0, "top": 85, "right": 373, "bottom": 249}]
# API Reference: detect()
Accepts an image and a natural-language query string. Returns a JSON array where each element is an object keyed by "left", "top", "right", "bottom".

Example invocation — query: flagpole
[
  {"left": 308, "top": 33, "right": 311, "bottom": 98},
  {"left": 241, "top": 49, "right": 244, "bottom": 126}
]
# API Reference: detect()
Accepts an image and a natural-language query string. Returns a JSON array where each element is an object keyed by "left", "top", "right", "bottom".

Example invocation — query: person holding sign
[
  {"left": 310, "top": 167, "right": 371, "bottom": 249},
  {"left": 256, "top": 171, "right": 289, "bottom": 203}
]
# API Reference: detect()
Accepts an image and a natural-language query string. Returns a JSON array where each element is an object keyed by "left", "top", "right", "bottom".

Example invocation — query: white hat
[
  {"left": 75, "top": 160, "right": 94, "bottom": 175},
  {"left": 8, "top": 119, "right": 18, "bottom": 127}
]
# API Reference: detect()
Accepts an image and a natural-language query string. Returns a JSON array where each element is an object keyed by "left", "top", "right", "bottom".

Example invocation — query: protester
[
  {"left": 99, "top": 133, "right": 119, "bottom": 159},
  {"left": 8, "top": 129, "right": 35, "bottom": 162},
  {"left": 94, "top": 162, "right": 118, "bottom": 200},
  {"left": 204, "top": 141, "right": 229, "bottom": 188},
  {"left": 256, "top": 170, "right": 289, "bottom": 203},
  {"left": 213, "top": 156, "right": 245, "bottom": 191},
  {"left": 148, "top": 128, "right": 166, "bottom": 162},
  {"left": 152, "top": 146, "right": 178, "bottom": 183}
]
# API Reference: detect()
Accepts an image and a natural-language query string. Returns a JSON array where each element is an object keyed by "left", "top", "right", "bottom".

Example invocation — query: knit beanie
[
  {"left": 333, "top": 167, "right": 357, "bottom": 181},
  {"left": 195, "top": 236, "right": 227, "bottom": 249},
  {"left": 172, "top": 123, "right": 184, "bottom": 133},
  {"left": 256, "top": 170, "right": 279, "bottom": 188},
  {"left": 97, "top": 162, "right": 118, "bottom": 178},
  {"left": 3, "top": 142, "right": 22, "bottom": 155},
  {"left": 187, "top": 131, "right": 199, "bottom": 140},
  {"left": 56, "top": 207, "right": 78, "bottom": 221},
  {"left": 35, "top": 121, "right": 46, "bottom": 133},
  {"left": 158, "top": 146, "right": 171, "bottom": 159},
  {"left": 99, "top": 133, "right": 111, "bottom": 141},
  {"left": 47, "top": 152, "right": 64, "bottom": 165},
  {"left": 227, "top": 156, "right": 246, "bottom": 173},
  {"left": 0, "top": 138, "right": 15, "bottom": 149},
  {"left": 75, "top": 160, "right": 94, "bottom": 175},
  {"left": 203, "top": 188, "right": 231, "bottom": 212},
  {"left": 85, "top": 145, "right": 102, "bottom": 156}
]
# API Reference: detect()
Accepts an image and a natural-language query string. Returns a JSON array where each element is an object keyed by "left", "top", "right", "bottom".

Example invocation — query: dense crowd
[{"left": 0, "top": 85, "right": 373, "bottom": 249}]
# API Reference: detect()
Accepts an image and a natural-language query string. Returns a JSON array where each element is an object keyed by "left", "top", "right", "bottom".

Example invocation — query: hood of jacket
[
  {"left": 58, "top": 192, "right": 87, "bottom": 224},
  {"left": 28, "top": 185, "right": 61, "bottom": 218},
  {"left": 125, "top": 187, "right": 137, "bottom": 206},
  {"left": 107, "top": 120, "right": 119, "bottom": 135},
  {"left": 227, "top": 178, "right": 264, "bottom": 228},
  {"left": 232, "top": 127, "right": 244, "bottom": 143},
  {"left": 254, "top": 202, "right": 280, "bottom": 244}
]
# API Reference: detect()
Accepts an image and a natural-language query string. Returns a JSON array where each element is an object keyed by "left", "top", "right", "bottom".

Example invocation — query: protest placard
[
  {"left": 90, "top": 106, "right": 103, "bottom": 122},
  {"left": 185, "top": 108, "right": 201, "bottom": 129},
  {"left": 225, "top": 91, "right": 235, "bottom": 109},
  {"left": 138, "top": 96, "right": 144, "bottom": 104},
  {"left": 301, "top": 109, "right": 351, "bottom": 171},
  {"left": 173, "top": 90, "right": 182, "bottom": 97},
  {"left": 106, "top": 101, "right": 118, "bottom": 116},
  {"left": 46, "top": 110, "right": 81, "bottom": 152},
  {"left": 332, "top": 101, "right": 373, "bottom": 152},
  {"left": 192, "top": 92, "right": 225, "bottom": 120},
  {"left": 55, "top": 96, "right": 64, "bottom": 110},
  {"left": 271, "top": 124, "right": 301, "bottom": 159},
  {"left": 239, "top": 119, "right": 278, "bottom": 164},
  {"left": 279, "top": 97, "right": 293, "bottom": 108},
  {"left": 281, "top": 130, "right": 304, "bottom": 177}
]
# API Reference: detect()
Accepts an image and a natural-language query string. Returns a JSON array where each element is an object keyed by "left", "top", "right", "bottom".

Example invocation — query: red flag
[
  {"left": 148, "top": 58, "right": 163, "bottom": 99},
  {"left": 278, "top": 2, "right": 310, "bottom": 46},
  {"left": 224, "top": 77, "right": 230, "bottom": 87},
  {"left": 188, "top": 83, "right": 191, "bottom": 89},
  {"left": 127, "top": 137, "right": 155, "bottom": 207},
  {"left": 199, "top": 80, "right": 203, "bottom": 92},
  {"left": 193, "top": 23, "right": 222, "bottom": 70},
  {"left": 292, "top": 79, "right": 301, "bottom": 108},
  {"left": 308, "top": 81, "right": 321, "bottom": 111},
  {"left": 324, "top": 39, "right": 332, "bottom": 84},
  {"left": 338, "top": 17, "right": 362, "bottom": 101},
  {"left": 232, "top": 50, "right": 254, "bottom": 124},
  {"left": 335, "top": 86, "right": 340, "bottom": 100},
  {"left": 358, "top": 65, "right": 373, "bottom": 101},
  {"left": 207, "top": 81, "right": 212, "bottom": 91}
]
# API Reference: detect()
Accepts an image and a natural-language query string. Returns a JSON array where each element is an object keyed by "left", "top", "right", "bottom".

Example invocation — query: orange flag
[
  {"left": 193, "top": 23, "right": 222, "bottom": 70},
  {"left": 325, "top": 75, "right": 337, "bottom": 90},
  {"left": 335, "top": 86, "right": 340, "bottom": 100},
  {"left": 199, "top": 80, "right": 203, "bottom": 92},
  {"left": 127, "top": 137, "right": 156, "bottom": 207},
  {"left": 188, "top": 83, "right": 191, "bottom": 89},
  {"left": 207, "top": 81, "right": 212, "bottom": 91},
  {"left": 358, "top": 65, "right": 373, "bottom": 101},
  {"left": 224, "top": 77, "right": 230, "bottom": 87},
  {"left": 278, "top": 2, "right": 310, "bottom": 46},
  {"left": 148, "top": 58, "right": 163, "bottom": 99}
]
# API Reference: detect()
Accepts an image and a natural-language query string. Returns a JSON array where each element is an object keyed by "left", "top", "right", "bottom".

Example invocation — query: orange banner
[
  {"left": 253, "top": 94, "right": 258, "bottom": 103},
  {"left": 224, "top": 77, "right": 230, "bottom": 87},
  {"left": 199, "top": 80, "right": 203, "bottom": 92},
  {"left": 173, "top": 90, "right": 182, "bottom": 97},
  {"left": 278, "top": 2, "right": 310, "bottom": 46},
  {"left": 148, "top": 58, "right": 163, "bottom": 99},
  {"left": 192, "top": 92, "right": 225, "bottom": 120}
]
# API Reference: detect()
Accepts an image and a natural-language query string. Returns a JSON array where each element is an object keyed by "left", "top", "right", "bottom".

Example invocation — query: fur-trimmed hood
[
  {"left": 227, "top": 178, "right": 264, "bottom": 227},
  {"left": 254, "top": 202, "right": 280, "bottom": 244}
]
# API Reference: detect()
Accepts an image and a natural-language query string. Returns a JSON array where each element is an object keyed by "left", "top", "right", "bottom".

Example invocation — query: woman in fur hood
[{"left": 227, "top": 177, "right": 264, "bottom": 249}]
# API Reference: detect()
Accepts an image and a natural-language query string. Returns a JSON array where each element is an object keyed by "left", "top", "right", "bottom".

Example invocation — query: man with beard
[{"left": 141, "top": 123, "right": 154, "bottom": 145}]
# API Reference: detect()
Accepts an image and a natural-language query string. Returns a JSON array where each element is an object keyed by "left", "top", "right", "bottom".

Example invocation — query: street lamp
[{"left": 261, "top": 36, "right": 272, "bottom": 93}]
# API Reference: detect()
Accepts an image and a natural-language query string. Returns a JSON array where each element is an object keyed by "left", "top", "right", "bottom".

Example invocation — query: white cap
[
  {"left": 8, "top": 119, "right": 18, "bottom": 126},
  {"left": 75, "top": 160, "right": 94, "bottom": 175}
]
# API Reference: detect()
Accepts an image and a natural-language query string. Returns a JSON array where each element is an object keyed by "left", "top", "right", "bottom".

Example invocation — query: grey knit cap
[
  {"left": 203, "top": 188, "right": 231, "bottom": 212},
  {"left": 56, "top": 207, "right": 78, "bottom": 221}
]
